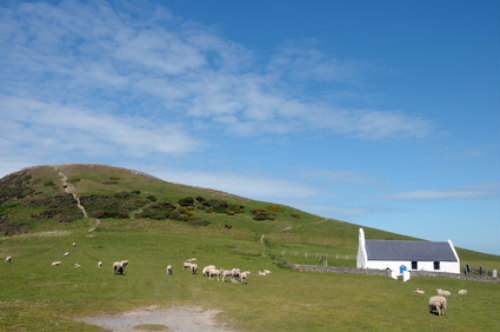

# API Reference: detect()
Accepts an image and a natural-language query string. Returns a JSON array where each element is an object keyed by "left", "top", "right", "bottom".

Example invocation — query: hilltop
[{"left": 0, "top": 163, "right": 497, "bottom": 266}]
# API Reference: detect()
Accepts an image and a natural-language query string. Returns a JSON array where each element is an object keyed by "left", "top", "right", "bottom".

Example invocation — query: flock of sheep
[
  {"left": 175, "top": 258, "right": 271, "bottom": 285},
  {"left": 3, "top": 250, "right": 471, "bottom": 316},
  {"left": 413, "top": 287, "right": 469, "bottom": 316}
]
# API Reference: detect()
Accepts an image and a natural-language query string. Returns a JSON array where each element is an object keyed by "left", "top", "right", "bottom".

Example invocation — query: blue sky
[{"left": 0, "top": 0, "right": 499, "bottom": 255}]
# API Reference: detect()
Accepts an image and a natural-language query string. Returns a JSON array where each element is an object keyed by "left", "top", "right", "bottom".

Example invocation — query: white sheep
[
  {"left": 120, "top": 260, "right": 129, "bottom": 268},
  {"left": 187, "top": 258, "right": 197, "bottom": 262},
  {"left": 207, "top": 267, "right": 221, "bottom": 281},
  {"left": 166, "top": 265, "right": 173, "bottom": 275},
  {"left": 5, "top": 256, "right": 12, "bottom": 263},
  {"left": 263, "top": 269, "right": 271, "bottom": 275},
  {"left": 241, "top": 271, "right": 250, "bottom": 284},
  {"left": 72, "top": 242, "right": 77, "bottom": 247},
  {"left": 51, "top": 261, "right": 61, "bottom": 266},
  {"left": 429, "top": 295, "right": 447, "bottom": 316},
  {"left": 191, "top": 263, "right": 198, "bottom": 274},
  {"left": 183, "top": 262, "right": 194, "bottom": 270},
  {"left": 458, "top": 289, "right": 468, "bottom": 295},
  {"left": 113, "top": 261, "right": 127, "bottom": 274},
  {"left": 258, "top": 271, "right": 266, "bottom": 276},
  {"left": 414, "top": 288, "right": 425, "bottom": 294},
  {"left": 221, "top": 268, "right": 233, "bottom": 281},
  {"left": 64, "top": 252, "right": 70, "bottom": 257},
  {"left": 436, "top": 288, "right": 451, "bottom": 296},
  {"left": 202, "top": 265, "right": 216, "bottom": 276},
  {"left": 74, "top": 263, "right": 81, "bottom": 268},
  {"left": 97, "top": 261, "right": 103, "bottom": 268},
  {"left": 231, "top": 268, "right": 241, "bottom": 283}
]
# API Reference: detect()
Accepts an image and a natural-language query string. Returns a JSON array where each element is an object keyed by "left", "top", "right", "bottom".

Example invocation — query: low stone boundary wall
[{"left": 279, "top": 257, "right": 499, "bottom": 283}]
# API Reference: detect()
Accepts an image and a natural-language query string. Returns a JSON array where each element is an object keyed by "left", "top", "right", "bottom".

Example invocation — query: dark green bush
[{"left": 178, "top": 197, "right": 194, "bottom": 207}]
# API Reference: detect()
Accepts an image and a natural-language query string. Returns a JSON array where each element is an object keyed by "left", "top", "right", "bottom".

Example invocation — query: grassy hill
[{"left": 0, "top": 164, "right": 499, "bottom": 331}]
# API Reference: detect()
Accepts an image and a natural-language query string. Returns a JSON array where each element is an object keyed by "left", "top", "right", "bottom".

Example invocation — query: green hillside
[{"left": 0, "top": 164, "right": 499, "bottom": 331}]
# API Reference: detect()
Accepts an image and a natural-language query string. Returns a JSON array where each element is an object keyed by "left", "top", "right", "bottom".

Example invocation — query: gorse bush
[{"left": 267, "top": 204, "right": 284, "bottom": 213}]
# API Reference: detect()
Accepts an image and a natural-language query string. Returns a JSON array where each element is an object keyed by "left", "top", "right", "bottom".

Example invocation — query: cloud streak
[
  {"left": 0, "top": 0, "right": 433, "bottom": 144},
  {"left": 381, "top": 183, "right": 500, "bottom": 201}
]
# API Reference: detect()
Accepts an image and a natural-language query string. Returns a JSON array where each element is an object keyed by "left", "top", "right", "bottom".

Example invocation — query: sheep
[
  {"left": 207, "top": 267, "right": 221, "bottom": 281},
  {"left": 166, "top": 265, "right": 173, "bottom": 275},
  {"left": 221, "top": 268, "right": 233, "bottom": 282},
  {"left": 258, "top": 271, "right": 266, "bottom": 276},
  {"left": 414, "top": 288, "right": 425, "bottom": 294},
  {"left": 51, "top": 261, "right": 62, "bottom": 266},
  {"left": 458, "top": 289, "right": 468, "bottom": 295},
  {"left": 436, "top": 288, "right": 451, "bottom": 297},
  {"left": 97, "top": 261, "right": 103, "bottom": 268},
  {"left": 187, "top": 258, "right": 197, "bottom": 262},
  {"left": 120, "top": 260, "right": 129, "bottom": 268},
  {"left": 183, "top": 262, "right": 194, "bottom": 270},
  {"left": 263, "top": 269, "right": 271, "bottom": 275},
  {"left": 72, "top": 242, "right": 77, "bottom": 247},
  {"left": 113, "top": 261, "right": 126, "bottom": 275},
  {"left": 74, "top": 263, "right": 81, "bottom": 268},
  {"left": 5, "top": 256, "right": 12, "bottom": 263},
  {"left": 429, "top": 295, "right": 447, "bottom": 316},
  {"left": 191, "top": 263, "right": 198, "bottom": 274},
  {"left": 241, "top": 271, "right": 250, "bottom": 284},
  {"left": 231, "top": 268, "right": 241, "bottom": 283},
  {"left": 202, "top": 265, "right": 216, "bottom": 276},
  {"left": 64, "top": 252, "right": 70, "bottom": 257}
]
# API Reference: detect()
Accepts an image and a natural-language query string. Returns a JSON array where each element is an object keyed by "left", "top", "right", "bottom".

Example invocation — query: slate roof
[{"left": 365, "top": 240, "right": 458, "bottom": 262}]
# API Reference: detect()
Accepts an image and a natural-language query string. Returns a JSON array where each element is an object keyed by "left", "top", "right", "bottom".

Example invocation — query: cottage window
[
  {"left": 433, "top": 261, "right": 440, "bottom": 270},
  {"left": 411, "top": 261, "right": 418, "bottom": 270}
]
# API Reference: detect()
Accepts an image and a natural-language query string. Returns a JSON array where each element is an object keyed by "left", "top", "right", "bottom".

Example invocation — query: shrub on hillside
[
  {"left": 80, "top": 191, "right": 147, "bottom": 220},
  {"left": 267, "top": 205, "right": 284, "bottom": 213},
  {"left": 251, "top": 208, "right": 275, "bottom": 221},
  {"left": 178, "top": 197, "right": 194, "bottom": 207}
]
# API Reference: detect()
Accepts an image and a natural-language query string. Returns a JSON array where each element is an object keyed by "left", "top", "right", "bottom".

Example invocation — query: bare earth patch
[{"left": 77, "top": 306, "right": 236, "bottom": 332}]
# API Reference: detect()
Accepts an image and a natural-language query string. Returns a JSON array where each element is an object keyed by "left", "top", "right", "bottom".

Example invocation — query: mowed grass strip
[{"left": 1, "top": 227, "right": 499, "bottom": 332}]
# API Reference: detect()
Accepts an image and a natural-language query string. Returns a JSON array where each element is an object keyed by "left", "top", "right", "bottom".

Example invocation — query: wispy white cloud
[
  {"left": 0, "top": 96, "right": 200, "bottom": 158},
  {"left": 381, "top": 182, "right": 500, "bottom": 201},
  {"left": 0, "top": 0, "right": 434, "bottom": 143}
]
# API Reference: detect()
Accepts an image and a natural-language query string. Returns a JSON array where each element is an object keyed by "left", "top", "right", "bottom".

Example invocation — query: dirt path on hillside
[
  {"left": 56, "top": 167, "right": 88, "bottom": 218},
  {"left": 77, "top": 305, "right": 236, "bottom": 332}
]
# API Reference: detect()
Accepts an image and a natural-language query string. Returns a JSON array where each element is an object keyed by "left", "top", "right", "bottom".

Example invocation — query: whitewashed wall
[{"left": 365, "top": 260, "right": 460, "bottom": 274}]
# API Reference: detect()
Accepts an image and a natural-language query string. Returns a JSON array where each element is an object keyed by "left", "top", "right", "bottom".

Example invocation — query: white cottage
[{"left": 357, "top": 228, "right": 460, "bottom": 274}]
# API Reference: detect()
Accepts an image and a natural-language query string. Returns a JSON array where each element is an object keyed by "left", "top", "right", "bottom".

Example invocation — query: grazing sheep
[
  {"left": 166, "top": 265, "right": 173, "bottom": 275},
  {"left": 263, "top": 269, "right": 271, "bottom": 275},
  {"left": 113, "top": 261, "right": 126, "bottom": 275},
  {"left": 207, "top": 267, "right": 221, "bottom": 281},
  {"left": 436, "top": 288, "right": 451, "bottom": 297},
  {"left": 231, "top": 268, "right": 241, "bottom": 283},
  {"left": 241, "top": 271, "right": 250, "bottom": 284},
  {"left": 64, "top": 252, "right": 70, "bottom": 257},
  {"left": 458, "top": 289, "right": 468, "bottom": 295},
  {"left": 74, "top": 263, "right": 81, "bottom": 268},
  {"left": 202, "top": 265, "right": 216, "bottom": 276},
  {"left": 221, "top": 269, "right": 233, "bottom": 282},
  {"left": 414, "top": 288, "right": 425, "bottom": 294},
  {"left": 120, "top": 260, "right": 129, "bottom": 268},
  {"left": 183, "top": 262, "right": 194, "bottom": 270},
  {"left": 72, "top": 242, "right": 77, "bottom": 247},
  {"left": 51, "top": 261, "right": 61, "bottom": 266},
  {"left": 258, "top": 271, "right": 266, "bottom": 276},
  {"left": 191, "top": 263, "right": 198, "bottom": 274},
  {"left": 429, "top": 295, "right": 447, "bottom": 316},
  {"left": 187, "top": 258, "right": 197, "bottom": 262},
  {"left": 97, "top": 261, "right": 103, "bottom": 268},
  {"left": 5, "top": 256, "right": 12, "bottom": 263}
]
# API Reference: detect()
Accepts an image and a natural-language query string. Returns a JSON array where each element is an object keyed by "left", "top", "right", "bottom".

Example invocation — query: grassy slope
[{"left": 0, "top": 164, "right": 499, "bottom": 331}]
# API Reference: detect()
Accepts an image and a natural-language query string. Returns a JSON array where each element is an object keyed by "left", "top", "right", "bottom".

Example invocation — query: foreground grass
[{"left": 1, "top": 225, "right": 499, "bottom": 332}]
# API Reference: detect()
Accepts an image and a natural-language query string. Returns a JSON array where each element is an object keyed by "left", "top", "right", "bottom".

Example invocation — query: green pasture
[{"left": 1, "top": 224, "right": 499, "bottom": 332}]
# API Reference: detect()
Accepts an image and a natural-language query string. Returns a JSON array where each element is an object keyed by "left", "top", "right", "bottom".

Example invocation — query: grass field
[
  {"left": 1, "top": 222, "right": 499, "bottom": 332},
  {"left": 1, "top": 164, "right": 499, "bottom": 331}
]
